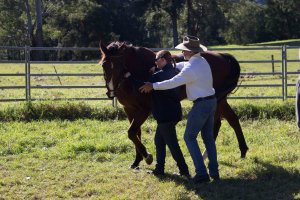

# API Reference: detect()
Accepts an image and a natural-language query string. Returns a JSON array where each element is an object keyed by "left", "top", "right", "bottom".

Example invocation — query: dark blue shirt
[
  {"left": 149, "top": 64, "right": 182, "bottom": 123},
  {"left": 128, "top": 64, "right": 182, "bottom": 123}
]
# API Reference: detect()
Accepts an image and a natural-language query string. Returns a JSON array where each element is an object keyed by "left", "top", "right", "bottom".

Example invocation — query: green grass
[
  {"left": 0, "top": 119, "right": 299, "bottom": 199},
  {"left": 1, "top": 43, "right": 299, "bottom": 199}
]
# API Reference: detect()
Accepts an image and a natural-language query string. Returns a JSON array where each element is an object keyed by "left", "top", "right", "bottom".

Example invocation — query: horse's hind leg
[
  {"left": 220, "top": 99, "right": 249, "bottom": 158},
  {"left": 202, "top": 108, "right": 222, "bottom": 160},
  {"left": 213, "top": 109, "right": 222, "bottom": 140}
]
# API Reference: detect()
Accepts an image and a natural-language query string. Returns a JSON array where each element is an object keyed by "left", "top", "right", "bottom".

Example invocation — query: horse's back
[
  {"left": 201, "top": 51, "right": 240, "bottom": 100},
  {"left": 201, "top": 51, "right": 232, "bottom": 88}
]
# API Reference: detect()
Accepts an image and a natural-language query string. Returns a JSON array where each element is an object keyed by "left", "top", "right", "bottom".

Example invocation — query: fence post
[
  {"left": 112, "top": 97, "right": 118, "bottom": 108},
  {"left": 281, "top": 45, "right": 287, "bottom": 101},
  {"left": 284, "top": 45, "right": 288, "bottom": 100},
  {"left": 25, "top": 46, "right": 31, "bottom": 101},
  {"left": 271, "top": 54, "right": 274, "bottom": 74},
  {"left": 25, "top": 46, "right": 29, "bottom": 101}
]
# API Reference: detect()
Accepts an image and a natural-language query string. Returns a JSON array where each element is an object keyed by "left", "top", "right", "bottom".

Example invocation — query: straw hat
[{"left": 175, "top": 36, "right": 207, "bottom": 52}]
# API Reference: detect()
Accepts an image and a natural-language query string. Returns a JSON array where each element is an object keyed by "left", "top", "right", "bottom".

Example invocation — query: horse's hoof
[
  {"left": 130, "top": 164, "right": 140, "bottom": 170},
  {"left": 130, "top": 161, "right": 140, "bottom": 169},
  {"left": 241, "top": 147, "right": 249, "bottom": 159},
  {"left": 145, "top": 153, "right": 153, "bottom": 165}
]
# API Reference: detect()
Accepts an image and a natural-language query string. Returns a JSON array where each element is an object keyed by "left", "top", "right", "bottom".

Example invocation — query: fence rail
[{"left": 0, "top": 45, "right": 300, "bottom": 103}]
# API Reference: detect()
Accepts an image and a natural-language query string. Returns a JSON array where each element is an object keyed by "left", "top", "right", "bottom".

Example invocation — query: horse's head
[
  {"left": 99, "top": 41, "right": 156, "bottom": 99},
  {"left": 99, "top": 41, "right": 132, "bottom": 99}
]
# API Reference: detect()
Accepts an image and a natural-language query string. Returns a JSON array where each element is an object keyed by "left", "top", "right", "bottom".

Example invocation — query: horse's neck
[
  {"left": 130, "top": 65, "right": 150, "bottom": 81},
  {"left": 128, "top": 47, "right": 155, "bottom": 80}
]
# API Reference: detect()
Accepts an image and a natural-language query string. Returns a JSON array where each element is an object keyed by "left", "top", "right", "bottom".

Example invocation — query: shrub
[{"left": 0, "top": 101, "right": 296, "bottom": 121}]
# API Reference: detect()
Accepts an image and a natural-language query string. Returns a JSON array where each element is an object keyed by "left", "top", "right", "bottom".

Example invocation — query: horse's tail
[{"left": 215, "top": 53, "right": 240, "bottom": 102}]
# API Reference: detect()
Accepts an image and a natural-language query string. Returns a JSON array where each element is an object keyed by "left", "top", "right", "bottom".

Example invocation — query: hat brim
[{"left": 175, "top": 43, "right": 207, "bottom": 52}]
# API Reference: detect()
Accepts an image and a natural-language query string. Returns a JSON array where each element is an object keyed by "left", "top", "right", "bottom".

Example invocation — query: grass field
[{"left": 0, "top": 118, "right": 299, "bottom": 199}]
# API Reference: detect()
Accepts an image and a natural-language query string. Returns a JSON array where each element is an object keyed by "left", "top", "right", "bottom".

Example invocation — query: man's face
[
  {"left": 182, "top": 50, "right": 194, "bottom": 60},
  {"left": 155, "top": 55, "right": 167, "bottom": 69}
]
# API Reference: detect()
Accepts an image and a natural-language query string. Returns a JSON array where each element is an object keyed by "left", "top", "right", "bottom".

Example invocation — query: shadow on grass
[{"left": 157, "top": 159, "right": 300, "bottom": 200}]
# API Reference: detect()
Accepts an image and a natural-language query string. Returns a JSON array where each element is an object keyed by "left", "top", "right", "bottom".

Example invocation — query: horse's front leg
[
  {"left": 130, "top": 127, "right": 143, "bottom": 169},
  {"left": 124, "top": 107, "right": 152, "bottom": 167},
  {"left": 128, "top": 118, "right": 153, "bottom": 165}
]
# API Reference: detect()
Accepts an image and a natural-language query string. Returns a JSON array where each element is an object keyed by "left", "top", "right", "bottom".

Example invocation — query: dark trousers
[{"left": 154, "top": 121, "right": 189, "bottom": 173}]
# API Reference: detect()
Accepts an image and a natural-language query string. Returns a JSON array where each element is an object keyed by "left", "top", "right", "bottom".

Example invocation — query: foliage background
[{"left": 0, "top": 0, "right": 299, "bottom": 50}]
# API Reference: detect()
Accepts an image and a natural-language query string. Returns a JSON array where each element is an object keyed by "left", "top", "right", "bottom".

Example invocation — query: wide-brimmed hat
[{"left": 175, "top": 36, "right": 207, "bottom": 52}]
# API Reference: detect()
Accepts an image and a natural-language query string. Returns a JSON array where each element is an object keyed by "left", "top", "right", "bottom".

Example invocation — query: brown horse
[{"left": 99, "top": 41, "right": 248, "bottom": 169}]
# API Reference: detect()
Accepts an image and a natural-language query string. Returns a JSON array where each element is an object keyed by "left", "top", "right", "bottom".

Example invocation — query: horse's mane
[
  {"left": 100, "top": 41, "right": 132, "bottom": 64},
  {"left": 107, "top": 41, "right": 133, "bottom": 53}
]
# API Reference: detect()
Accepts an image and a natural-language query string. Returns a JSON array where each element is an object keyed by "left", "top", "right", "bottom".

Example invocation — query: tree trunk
[
  {"left": 186, "top": 0, "right": 193, "bottom": 35},
  {"left": 24, "top": 0, "right": 33, "bottom": 45},
  {"left": 171, "top": 16, "right": 178, "bottom": 47},
  {"left": 35, "top": 0, "right": 44, "bottom": 59},
  {"left": 171, "top": 4, "right": 178, "bottom": 47},
  {"left": 35, "top": 0, "right": 43, "bottom": 47}
]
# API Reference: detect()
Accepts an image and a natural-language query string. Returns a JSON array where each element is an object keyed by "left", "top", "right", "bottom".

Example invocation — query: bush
[
  {"left": 0, "top": 101, "right": 127, "bottom": 121},
  {"left": 0, "top": 101, "right": 296, "bottom": 121},
  {"left": 232, "top": 102, "right": 295, "bottom": 121}
]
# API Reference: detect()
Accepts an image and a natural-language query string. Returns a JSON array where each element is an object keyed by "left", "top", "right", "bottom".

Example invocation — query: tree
[
  {"left": 24, "top": 0, "right": 33, "bottom": 44},
  {"left": 0, "top": 0, "right": 27, "bottom": 46},
  {"left": 222, "top": 0, "right": 266, "bottom": 44},
  {"left": 186, "top": 0, "right": 193, "bottom": 35},
  {"left": 265, "top": 0, "right": 300, "bottom": 40},
  {"left": 160, "top": 0, "right": 185, "bottom": 46},
  {"left": 143, "top": 0, "right": 184, "bottom": 47},
  {"left": 34, "top": 0, "right": 43, "bottom": 48},
  {"left": 184, "top": 0, "right": 226, "bottom": 45}
]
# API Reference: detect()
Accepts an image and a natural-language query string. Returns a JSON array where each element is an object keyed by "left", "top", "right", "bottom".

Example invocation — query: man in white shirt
[{"left": 139, "top": 36, "right": 219, "bottom": 183}]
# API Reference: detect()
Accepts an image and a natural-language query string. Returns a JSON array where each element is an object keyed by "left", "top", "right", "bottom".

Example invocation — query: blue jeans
[{"left": 184, "top": 97, "right": 218, "bottom": 177}]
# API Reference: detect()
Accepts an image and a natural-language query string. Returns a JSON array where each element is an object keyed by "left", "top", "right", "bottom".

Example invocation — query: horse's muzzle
[{"left": 106, "top": 91, "right": 115, "bottom": 99}]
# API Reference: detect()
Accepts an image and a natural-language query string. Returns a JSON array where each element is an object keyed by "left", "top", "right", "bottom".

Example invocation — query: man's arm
[
  {"left": 139, "top": 65, "right": 195, "bottom": 93},
  {"left": 176, "top": 62, "right": 185, "bottom": 71}
]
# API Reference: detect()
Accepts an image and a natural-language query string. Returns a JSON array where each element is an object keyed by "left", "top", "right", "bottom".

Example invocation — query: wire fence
[{"left": 0, "top": 45, "right": 299, "bottom": 103}]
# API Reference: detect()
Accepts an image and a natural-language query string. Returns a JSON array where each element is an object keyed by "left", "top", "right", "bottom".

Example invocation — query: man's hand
[{"left": 139, "top": 82, "right": 153, "bottom": 93}]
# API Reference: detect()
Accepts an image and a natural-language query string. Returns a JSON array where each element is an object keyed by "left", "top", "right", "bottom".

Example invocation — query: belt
[{"left": 193, "top": 95, "right": 215, "bottom": 103}]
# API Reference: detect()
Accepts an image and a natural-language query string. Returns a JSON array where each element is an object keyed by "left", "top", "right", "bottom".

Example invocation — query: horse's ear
[
  {"left": 99, "top": 41, "right": 108, "bottom": 56},
  {"left": 119, "top": 42, "right": 127, "bottom": 53},
  {"left": 119, "top": 42, "right": 134, "bottom": 54}
]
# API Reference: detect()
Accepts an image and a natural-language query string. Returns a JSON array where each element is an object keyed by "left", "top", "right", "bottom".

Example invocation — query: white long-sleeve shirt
[{"left": 153, "top": 53, "right": 215, "bottom": 101}]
